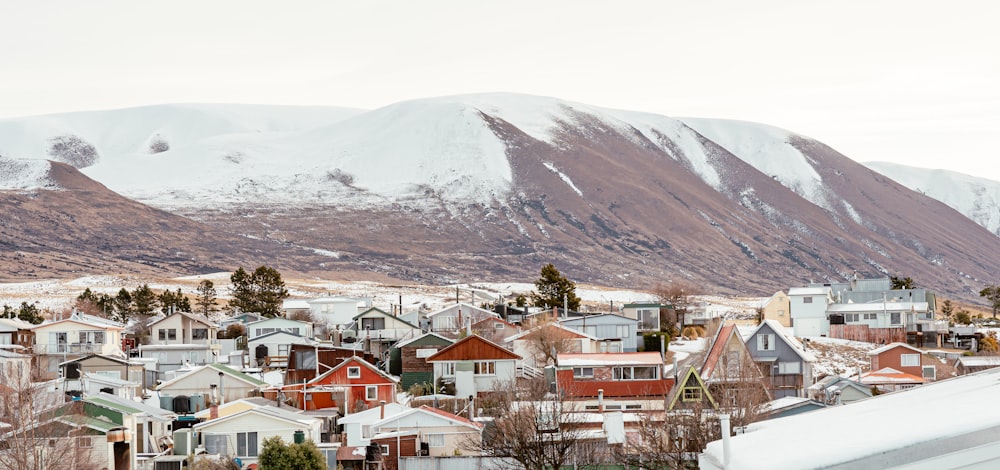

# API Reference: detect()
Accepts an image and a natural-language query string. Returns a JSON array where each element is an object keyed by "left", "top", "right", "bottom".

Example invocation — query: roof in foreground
[{"left": 700, "top": 366, "right": 1000, "bottom": 469}]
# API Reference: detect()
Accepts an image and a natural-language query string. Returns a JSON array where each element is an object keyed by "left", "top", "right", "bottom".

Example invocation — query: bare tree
[
  {"left": 0, "top": 362, "right": 101, "bottom": 470},
  {"left": 522, "top": 319, "right": 579, "bottom": 367},
  {"left": 613, "top": 404, "right": 720, "bottom": 469},
  {"left": 654, "top": 281, "right": 697, "bottom": 333},
  {"left": 463, "top": 379, "right": 602, "bottom": 470},
  {"left": 710, "top": 349, "right": 772, "bottom": 431}
]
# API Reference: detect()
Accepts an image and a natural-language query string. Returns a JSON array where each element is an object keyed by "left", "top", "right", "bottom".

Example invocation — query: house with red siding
[
  {"left": 555, "top": 352, "right": 672, "bottom": 401},
  {"left": 277, "top": 356, "right": 397, "bottom": 413},
  {"left": 867, "top": 342, "right": 926, "bottom": 377},
  {"left": 370, "top": 405, "right": 483, "bottom": 461},
  {"left": 426, "top": 334, "right": 521, "bottom": 398}
]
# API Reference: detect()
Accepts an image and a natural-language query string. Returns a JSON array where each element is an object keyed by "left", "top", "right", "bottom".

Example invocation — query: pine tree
[
  {"left": 158, "top": 288, "right": 192, "bottom": 314},
  {"left": 530, "top": 263, "right": 581, "bottom": 311},
  {"left": 132, "top": 284, "right": 160, "bottom": 316},
  {"left": 229, "top": 266, "right": 289, "bottom": 317},
  {"left": 195, "top": 279, "right": 219, "bottom": 316},
  {"left": 112, "top": 288, "right": 134, "bottom": 323},
  {"left": 980, "top": 284, "right": 1000, "bottom": 319}
]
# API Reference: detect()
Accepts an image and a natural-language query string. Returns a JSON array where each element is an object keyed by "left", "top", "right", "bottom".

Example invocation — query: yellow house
[{"left": 762, "top": 291, "right": 791, "bottom": 328}]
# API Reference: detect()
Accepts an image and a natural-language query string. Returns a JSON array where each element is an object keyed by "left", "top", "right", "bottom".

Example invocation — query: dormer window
[{"left": 347, "top": 366, "right": 361, "bottom": 378}]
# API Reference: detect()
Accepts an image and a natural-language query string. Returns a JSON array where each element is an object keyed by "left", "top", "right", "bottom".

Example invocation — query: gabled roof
[
  {"left": 426, "top": 302, "right": 497, "bottom": 319},
  {"left": 860, "top": 367, "right": 926, "bottom": 384},
  {"left": 748, "top": 320, "right": 817, "bottom": 362},
  {"left": 246, "top": 329, "right": 312, "bottom": 343},
  {"left": 193, "top": 404, "right": 316, "bottom": 430},
  {"left": 503, "top": 321, "right": 596, "bottom": 343},
  {"left": 0, "top": 317, "right": 35, "bottom": 329},
  {"left": 868, "top": 342, "right": 923, "bottom": 356},
  {"left": 336, "top": 402, "right": 408, "bottom": 425},
  {"left": 395, "top": 332, "right": 454, "bottom": 349},
  {"left": 246, "top": 317, "right": 312, "bottom": 329},
  {"left": 148, "top": 311, "right": 217, "bottom": 328},
  {"left": 58, "top": 353, "right": 135, "bottom": 367},
  {"left": 473, "top": 316, "right": 518, "bottom": 329},
  {"left": 787, "top": 287, "right": 832, "bottom": 296},
  {"left": 82, "top": 372, "right": 138, "bottom": 388},
  {"left": 352, "top": 307, "right": 420, "bottom": 328},
  {"left": 667, "top": 365, "right": 717, "bottom": 410},
  {"left": 86, "top": 392, "right": 175, "bottom": 419},
  {"left": 309, "top": 355, "right": 396, "bottom": 385},
  {"left": 157, "top": 362, "right": 267, "bottom": 389},
  {"left": 701, "top": 324, "right": 738, "bottom": 380},
  {"left": 371, "top": 405, "right": 483, "bottom": 431},
  {"left": 560, "top": 313, "right": 635, "bottom": 325},
  {"left": 425, "top": 334, "right": 521, "bottom": 362},
  {"left": 32, "top": 314, "right": 125, "bottom": 331}
]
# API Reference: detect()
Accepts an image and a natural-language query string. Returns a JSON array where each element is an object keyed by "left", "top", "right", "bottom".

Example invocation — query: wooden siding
[
  {"left": 556, "top": 368, "right": 673, "bottom": 398},
  {"left": 426, "top": 335, "right": 520, "bottom": 362},
  {"left": 830, "top": 324, "right": 905, "bottom": 344},
  {"left": 373, "top": 434, "right": 419, "bottom": 470}
]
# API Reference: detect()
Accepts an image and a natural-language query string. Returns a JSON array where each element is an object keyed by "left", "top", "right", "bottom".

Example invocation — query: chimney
[
  {"left": 218, "top": 371, "right": 225, "bottom": 405},
  {"left": 209, "top": 383, "right": 219, "bottom": 419},
  {"left": 380, "top": 400, "right": 386, "bottom": 419},
  {"left": 720, "top": 414, "right": 732, "bottom": 467},
  {"left": 468, "top": 395, "right": 475, "bottom": 420},
  {"left": 598, "top": 389, "right": 604, "bottom": 413}
]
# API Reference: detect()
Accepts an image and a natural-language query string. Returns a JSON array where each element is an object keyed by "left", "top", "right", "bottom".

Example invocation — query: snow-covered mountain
[
  {"left": 865, "top": 161, "right": 1000, "bottom": 236},
  {"left": 3, "top": 94, "right": 1000, "bottom": 300}
]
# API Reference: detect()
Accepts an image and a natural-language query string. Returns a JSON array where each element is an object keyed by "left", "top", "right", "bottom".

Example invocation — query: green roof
[
  {"left": 60, "top": 414, "right": 119, "bottom": 433},
  {"left": 209, "top": 363, "right": 268, "bottom": 386},
  {"left": 84, "top": 396, "right": 144, "bottom": 415}
]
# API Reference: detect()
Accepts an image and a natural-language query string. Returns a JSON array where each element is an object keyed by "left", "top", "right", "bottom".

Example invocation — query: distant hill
[{"left": 2, "top": 95, "right": 999, "bottom": 301}]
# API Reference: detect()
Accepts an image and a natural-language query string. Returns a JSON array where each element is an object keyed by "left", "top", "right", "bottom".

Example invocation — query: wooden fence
[{"left": 829, "top": 324, "right": 905, "bottom": 344}]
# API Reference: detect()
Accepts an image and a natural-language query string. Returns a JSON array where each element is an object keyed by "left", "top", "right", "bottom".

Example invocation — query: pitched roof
[
  {"left": 194, "top": 405, "right": 316, "bottom": 430},
  {"left": 395, "top": 332, "right": 454, "bottom": 348},
  {"left": 868, "top": 342, "right": 923, "bottom": 356},
  {"left": 749, "top": 320, "right": 817, "bottom": 362},
  {"left": 157, "top": 363, "right": 267, "bottom": 389},
  {"left": 503, "top": 321, "right": 596, "bottom": 343},
  {"left": 148, "top": 311, "right": 217, "bottom": 328},
  {"left": 309, "top": 355, "right": 396, "bottom": 385},
  {"left": 701, "top": 324, "right": 738, "bottom": 380},
  {"left": 667, "top": 365, "right": 717, "bottom": 410},
  {"left": 860, "top": 367, "right": 926, "bottom": 384},
  {"left": 425, "top": 334, "right": 521, "bottom": 362},
  {"left": 371, "top": 405, "right": 483, "bottom": 430}
]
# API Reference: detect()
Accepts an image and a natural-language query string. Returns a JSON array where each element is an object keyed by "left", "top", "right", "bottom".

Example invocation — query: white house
[
  {"left": 156, "top": 363, "right": 268, "bottom": 412},
  {"left": 426, "top": 303, "right": 498, "bottom": 335},
  {"left": 193, "top": 405, "right": 322, "bottom": 467},
  {"left": 788, "top": 286, "right": 834, "bottom": 337},
  {"left": 31, "top": 312, "right": 126, "bottom": 378},
  {"left": 307, "top": 296, "right": 368, "bottom": 328},
  {"left": 336, "top": 402, "right": 408, "bottom": 447},
  {"left": 370, "top": 405, "right": 484, "bottom": 458},
  {"left": 246, "top": 317, "right": 315, "bottom": 340},
  {"left": 148, "top": 311, "right": 219, "bottom": 346},
  {"left": 426, "top": 335, "right": 521, "bottom": 397}
]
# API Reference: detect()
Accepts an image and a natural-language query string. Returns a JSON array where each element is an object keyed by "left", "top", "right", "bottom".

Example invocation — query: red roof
[
  {"left": 426, "top": 334, "right": 521, "bottom": 361},
  {"left": 701, "top": 324, "right": 738, "bottom": 380}
]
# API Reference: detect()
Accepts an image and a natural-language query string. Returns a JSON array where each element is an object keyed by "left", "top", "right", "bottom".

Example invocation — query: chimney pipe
[
  {"left": 468, "top": 395, "right": 475, "bottom": 420},
  {"left": 380, "top": 400, "right": 386, "bottom": 419},
  {"left": 218, "top": 371, "right": 225, "bottom": 405},
  {"left": 598, "top": 389, "right": 604, "bottom": 413},
  {"left": 720, "top": 414, "right": 732, "bottom": 468}
]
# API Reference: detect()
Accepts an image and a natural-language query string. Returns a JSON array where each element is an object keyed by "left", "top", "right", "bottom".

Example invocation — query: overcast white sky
[{"left": 3, "top": 1, "right": 998, "bottom": 179}]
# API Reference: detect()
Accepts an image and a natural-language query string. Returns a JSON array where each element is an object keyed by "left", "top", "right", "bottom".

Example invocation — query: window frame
[
  {"left": 900, "top": 353, "right": 920, "bottom": 367},
  {"left": 682, "top": 387, "right": 702, "bottom": 402},
  {"left": 757, "top": 333, "right": 775, "bottom": 351},
  {"left": 427, "top": 433, "right": 445, "bottom": 448},
  {"left": 474, "top": 361, "right": 496, "bottom": 376},
  {"left": 347, "top": 366, "right": 362, "bottom": 378},
  {"left": 573, "top": 367, "right": 594, "bottom": 379},
  {"left": 236, "top": 431, "right": 258, "bottom": 457},
  {"left": 366, "top": 385, "right": 378, "bottom": 401}
]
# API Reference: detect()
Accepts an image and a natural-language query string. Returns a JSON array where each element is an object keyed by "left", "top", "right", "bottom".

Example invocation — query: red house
[
  {"left": 868, "top": 342, "right": 925, "bottom": 377},
  {"left": 275, "top": 356, "right": 397, "bottom": 413},
  {"left": 556, "top": 351, "right": 673, "bottom": 399}
]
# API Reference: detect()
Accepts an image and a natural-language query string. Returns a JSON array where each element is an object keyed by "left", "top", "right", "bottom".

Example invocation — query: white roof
[
  {"left": 787, "top": 287, "right": 830, "bottom": 296},
  {"left": 701, "top": 367, "right": 1000, "bottom": 469},
  {"left": 957, "top": 356, "right": 1000, "bottom": 367},
  {"left": 753, "top": 320, "right": 817, "bottom": 362},
  {"left": 868, "top": 342, "right": 923, "bottom": 355},
  {"left": 827, "top": 301, "right": 928, "bottom": 313},
  {"left": 337, "top": 402, "right": 408, "bottom": 425},
  {"left": 557, "top": 352, "right": 663, "bottom": 367},
  {"left": 283, "top": 299, "right": 311, "bottom": 309}
]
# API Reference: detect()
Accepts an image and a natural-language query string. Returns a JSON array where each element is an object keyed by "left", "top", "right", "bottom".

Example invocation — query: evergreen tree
[
  {"left": 158, "top": 288, "right": 192, "bottom": 314},
  {"left": 194, "top": 279, "right": 219, "bottom": 316},
  {"left": 980, "top": 284, "right": 1000, "bottom": 319},
  {"left": 112, "top": 288, "right": 134, "bottom": 323},
  {"left": 131, "top": 284, "right": 160, "bottom": 317},
  {"left": 530, "top": 263, "right": 581, "bottom": 311},
  {"left": 940, "top": 299, "right": 954, "bottom": 319},
  {"left": 229, "top": 266, "right": 289, "bottom": 317},
  {"left": 890, "top": 275, "right": 915, "bottom": 290},
  {"left": 1, "top": 302, "right": 44, "bottom": 324}
]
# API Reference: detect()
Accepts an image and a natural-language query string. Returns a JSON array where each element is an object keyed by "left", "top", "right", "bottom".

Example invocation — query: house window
[
  {"left": 864, "top": 313, "right": 877, "bottom": 320},
  {"left": 890, "top": 312, "right": 902, "bottom": 325},
  {"left": 366, "top": 385, "right": 378, "bottom": 401},
  {"left": 757, "top": 334, "right": 775, "bottom": 351},
  {"left": 362, "top": 318, "right": 385, "bottom": 330},
  {"left": 777, "top": 362, "right": 801, "bottom": 374},
  {"left": 427, "top": 434, "right": 445, "bottom": 448},
  {"left": 78, "top": 437, "right": 92, "bottom": 448},
  {"left": 204, "top": 434, "right": 229, "bottom": 456},
  {"left": 295, "top": 349, "right": 316, "bottom": 369},
  {"left": 637, "top": 308, "right": 659, "bottom": 331},
  {"left": 610, "top": 342, "right": 622, "bottom": 353},
  {"left": 777, "top": 309, "right": 785, "bottom": 317},
  {"left": 192, "top": 328, "right": 208, "bottom": 340},
  {"left": 494, "top": 322, "right": 505, "bottom": 329},
  {"left": 573, "top": 367, "right": 594, "bottom": 378},
  {"left": 157, "top": 329, "right": 177, "bottom": 341},
  {"left": 613, "top": 366, "right": 659, "bottom": 380},
  {"left": 237, "top": 431, "right": 258, "bottom": 457},
  {"left": 803, "top": 297, "right": 813, "bottom": 304},
  {"left": 347, "top": 366, "right": 361, "bottom": 378},
  {"left": 440, "top": 362, "right": 456, "bottom": 377},
  {"left": 415, "top": 348, "right": 438, "bottom": 358},
  {"left": 79, "top": 331, "right": 106, "bottom": 344},
  {"left": 901, "top": 354, "right": 920, "bottom": 367},
  {"left": 844, "top": 313, "right": 859, "bottom": 323},
  {"left": 475, "top": 361, "right": 495, "bottom": 375},
  {"left": 682, "top": 387, "right": 702, "bottom": 401},
  {"left": 381, "top": 444, "right": 390, "bottom": 456}
]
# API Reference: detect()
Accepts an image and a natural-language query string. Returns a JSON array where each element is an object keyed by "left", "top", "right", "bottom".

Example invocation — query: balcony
[{"left": 35, "top": 343, "right": 104, "bottom": 355}]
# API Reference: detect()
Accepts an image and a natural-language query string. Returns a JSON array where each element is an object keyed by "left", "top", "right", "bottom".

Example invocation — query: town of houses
[{"left": 2, "top": 276, "right": 1000, "bottom": 470}]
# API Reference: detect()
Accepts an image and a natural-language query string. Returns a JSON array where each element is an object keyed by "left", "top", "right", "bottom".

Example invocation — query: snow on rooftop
[{"left": 702, "top": 367, "right": 1000, "bottom": 469}]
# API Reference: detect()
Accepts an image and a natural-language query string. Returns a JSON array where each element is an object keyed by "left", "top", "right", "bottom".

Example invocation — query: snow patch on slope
[
  {"left": 0, "top": 158, "right": 57, "bottom": 190},
  {"left": 679, "top": 118, "right": 833, "bottom": 210},
  {"left": 865, "top": 161, "right": 1000, "bottom": 236},
  {"left": 542, "top": 162, "right": 583, "bottom": 197}
]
